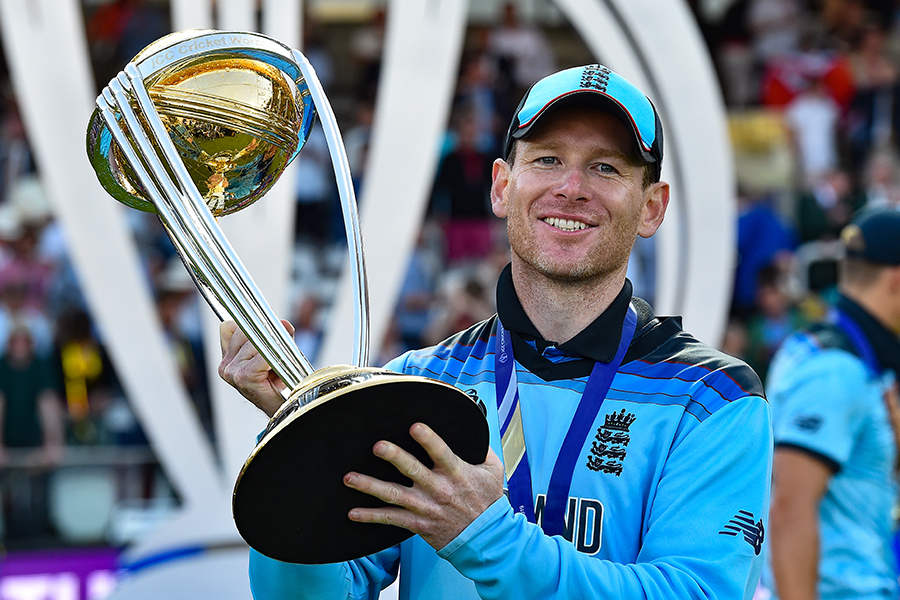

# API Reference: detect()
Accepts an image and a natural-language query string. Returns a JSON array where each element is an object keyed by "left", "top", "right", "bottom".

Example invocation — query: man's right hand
[{"left": 218, "top": 320, "right": 294, "bottom": 417}]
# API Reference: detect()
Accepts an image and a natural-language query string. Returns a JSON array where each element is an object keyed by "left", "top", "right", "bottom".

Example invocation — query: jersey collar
[
  {"left": 495, "top": 263, "right": 633, "bottom": 364},
  {"left": 836, "top": 294, "right": 900, "bottom": 378}
]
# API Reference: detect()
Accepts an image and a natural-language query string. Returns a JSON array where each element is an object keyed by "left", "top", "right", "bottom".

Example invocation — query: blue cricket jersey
[
  {"left": 249, "top": 268, "right": 772, "bottom": 599},
  {"left": 762, "top": 295, "right": 900, "bottom": 600}
]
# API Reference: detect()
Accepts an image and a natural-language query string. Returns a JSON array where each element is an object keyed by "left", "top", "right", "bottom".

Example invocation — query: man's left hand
[{"left": 343, "top": 422, "right": 505, "bottom": 551}]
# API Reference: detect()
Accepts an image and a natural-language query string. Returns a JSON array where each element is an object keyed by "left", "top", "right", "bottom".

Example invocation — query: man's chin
[{"left": 519, "top": 256, "right": 617, "bottom": 284}]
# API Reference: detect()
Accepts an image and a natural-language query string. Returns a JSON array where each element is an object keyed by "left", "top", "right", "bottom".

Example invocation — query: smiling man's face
[{"left": 491, "top": 105, "right": 668, "bottom": 284}]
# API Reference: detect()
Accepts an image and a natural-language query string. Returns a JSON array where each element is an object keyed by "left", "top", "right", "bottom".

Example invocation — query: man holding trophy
[
  {"left": 218, "top": 63, "right": 773, "bottom": 599},
  {"left": 86, "top": 26, "right": 770, "bottom": 600}
]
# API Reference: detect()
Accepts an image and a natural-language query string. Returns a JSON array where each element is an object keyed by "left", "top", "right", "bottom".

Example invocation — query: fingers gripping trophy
[{"left": 86, "top": 30, "right": 488, "bottom": 565}]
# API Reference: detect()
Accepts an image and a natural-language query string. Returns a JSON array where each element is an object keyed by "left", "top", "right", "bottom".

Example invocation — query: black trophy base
[{"left": 232, "top": 366, "right": 490, "bottom": 564}]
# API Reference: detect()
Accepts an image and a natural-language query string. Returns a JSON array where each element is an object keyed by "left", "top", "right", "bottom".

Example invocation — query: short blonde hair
[{"left": 839, "top": 256, "right": 889, "bottom": 289}]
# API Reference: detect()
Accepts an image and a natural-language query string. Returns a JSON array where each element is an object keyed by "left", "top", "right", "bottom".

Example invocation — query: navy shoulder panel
[
  {"left": 803, "top": 321, "right": 857, "bottom": 357},
  {"left": 623, "top": 318, "right": 766, "bottom": 404},
  {"left": 399, "top": 316, "right": 497, "bottom": 382},
  {"left": 433, "top": 316, "right": 496, "bottom": 360}
]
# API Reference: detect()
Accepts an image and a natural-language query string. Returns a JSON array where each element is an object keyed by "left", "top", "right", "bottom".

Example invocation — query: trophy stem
[
  {"left": 292, "top": 51, "right": 369, "bottom": 370},
  {"left": 97, "top": 69, "right": 313, "bottom": 389}
]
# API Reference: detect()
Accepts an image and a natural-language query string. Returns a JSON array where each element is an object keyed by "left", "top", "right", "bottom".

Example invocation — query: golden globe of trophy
[{"left": 86, "top": 30, "right": 488, "bottom": 565}]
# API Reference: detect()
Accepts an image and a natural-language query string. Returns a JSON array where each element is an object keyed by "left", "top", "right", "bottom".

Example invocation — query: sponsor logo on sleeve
[
  {"left": 792, "top": 414, "right": 823, "bottom": 432},
  {"left": 719, "top": 510, "right": 764, "bottom": 555}
]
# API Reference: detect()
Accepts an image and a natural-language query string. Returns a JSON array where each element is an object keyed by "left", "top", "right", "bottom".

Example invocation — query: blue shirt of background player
[{"left": 764, "top": 294, "right": 900, "bottom": 600}]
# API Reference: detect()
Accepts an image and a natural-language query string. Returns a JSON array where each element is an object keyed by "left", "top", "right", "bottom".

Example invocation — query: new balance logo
[
  {"left": 793, "top": 414, "right": 823, "bottom": 432},
  {"left": 719, "top": 510, "right": 764, "bottom": 555},
  {"left": 465, "top": 389, "right": 487, "bottom": 417}
]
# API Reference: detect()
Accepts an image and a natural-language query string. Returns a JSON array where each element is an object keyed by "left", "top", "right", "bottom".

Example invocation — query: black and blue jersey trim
[
  {"left": 401, "top": 318, "right": 497, "bottom": 383},
  {"left": 400, "top": 302, "right": 764, "bottom": 425},
  {"left": 774, "top": 442, "right": 841, "bottom": 474}
]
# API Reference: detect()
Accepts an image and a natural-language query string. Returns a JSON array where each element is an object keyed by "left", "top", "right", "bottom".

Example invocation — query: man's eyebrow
[
  {"left": 593, "top": 148, "right": 635, "bottom": 162},
  {"left": 521, "top": 140, "right": 563, "bottom": 153},
  {"left": 522, "top": 141, "right": 637, "bottom": 163}
]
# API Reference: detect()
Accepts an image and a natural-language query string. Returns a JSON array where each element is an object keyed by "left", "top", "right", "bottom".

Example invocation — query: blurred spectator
[
  {"left": 0, "top": 99, "right": 33, "bottom": 206},
  {"left": 303, "top": 13, "right": 336, "bottom": 91},
  {"left": 728, "top": 107, "right": 797, "bottom": 195},
  {"left": 721, "top": 316, "right": 750, "bottom": 359},
  {"left": 292, "top": 292, "right": 323, "bottom": 365},
  {"left": 720, "top": 41, "right": 761, "bottom": 107},
  {"left": 700, "top": 0, "right": 759, "bottom": 107},
  {"left": 860, "top": 148, "right": 900, "bottom": 209},
  {"left": 746, "top": 0, "right": 806, "bottom": 66},
  {"left": 848, "top": 18, "right": 898, "bottom": 91},
  {"left": 422, "top": 242, "right": 506, "bottom": 347},
  {"left": 127, "top": 211, "right": 178, "bottom": 289},
  {"left": 343, "top": 98, "right": 375, "bottom": 206},
  {"left": 0, "top": 322, "right": 65, "bottom": 465},
  {"left": 424, "top": 272, "right": 495, "bottom": 347},
  {"left": 454, "top": 48, "right": 501, "bottom": 154},
  {"left": 796, "top": 168, "right": 866, "bottom": 242},
  {"left": 0, "top": 223, "right": 54, "bottom": 314},
  {"left": 350, "top": 6, "right": 386, "bottom": 100},
  {"left": 733, "top": 192, "right": 798, "bottom": 317},
  {"left": 0, "top": 322, "right": 65, "bottom": 540},
  {"left": 487, "top": 2, "right": 556, "bottom": 116},
  {"left": 294, "top": 124, "right": 337, "bottom": 245},
  {"left": 845, "top": 18, "right": 900, "bottom": 170},
  {"left": 297, "top": 7, "right": 338, "bottom": 256},
  {"left": 114, "top": 0, "right": 168, "bottom": 66},
  {"left": 55, "top": 309, "right": 117, "bottom": 445},
  {"left": 819, "top": 0, "right": 870, "bottom": 47},
  {"left": 0, "top": 282, "right": 55, "bottom": 360},
  {"left": 156, "top": 261, "right": 212, "bottom": 442},
  {"left": 86, "top": 0, "right": 169, "bottom": 90},
  {"left": 430, "top": 113, "right": 496, "bottom": 265},
  {"left": 39, "top": 219, "right": 87, "bottom": 321},
  {"left": 394, "top": 226, "right": 441, "bottom": 352},
  {"left": 792, "top": 237, "right": 844, "bottom": 305},
  {"left": 101, "top": 393, "right": 146, "bottom": 446},
  {"left": 628, "top": 235, "right": 658, "bottom": 306},
  {"left": 886, "top": 5, "right": 900, "bottom": 62},
  {"left": 86, "top": 0, "right": 133, "bottom": 73},
  {"left": 8, "top": 172, "right": 53, "bottom": 227},
  {"left": 760, "top": 23, "right": 855, "bottom": 110},
  {"left": 743, "top": 261, "right": 810, "bottom": 381},
  {"left": 784, "top": 75, "right": 842, "bottom": 186}
]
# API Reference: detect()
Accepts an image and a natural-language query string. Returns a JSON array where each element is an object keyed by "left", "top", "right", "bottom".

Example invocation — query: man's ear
[
  {"left": 637, "top": 180, "right": 670, "bottom": 239},
  {"left": 491, "top": 158, "right": 510, "bottom": 219},
  {"left": 888, "top": 263, "right": 900, "bottom": 294}
]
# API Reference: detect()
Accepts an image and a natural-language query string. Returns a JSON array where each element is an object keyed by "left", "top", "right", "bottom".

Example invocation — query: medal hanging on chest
[{"left": 495, "top": 305, "right": 637, "bottom": 535}]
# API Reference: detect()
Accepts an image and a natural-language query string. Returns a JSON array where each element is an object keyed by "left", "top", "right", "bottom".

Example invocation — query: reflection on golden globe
[{"left": 89, "top": 39, "right": 309, "bottom": 216}]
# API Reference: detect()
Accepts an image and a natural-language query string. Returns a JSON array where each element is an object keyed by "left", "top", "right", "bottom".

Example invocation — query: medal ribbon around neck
[{"left": 495, "top": 304, "right": 638, "bottom": 535}]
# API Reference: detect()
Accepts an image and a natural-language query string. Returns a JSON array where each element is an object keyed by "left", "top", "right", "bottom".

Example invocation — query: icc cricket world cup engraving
[{"left": 86, "top": 30, "right": 488, "bottom": 565}]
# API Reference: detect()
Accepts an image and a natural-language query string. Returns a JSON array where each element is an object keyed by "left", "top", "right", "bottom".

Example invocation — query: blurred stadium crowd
[{"left": 0, "top": 0, "right": 898, "bottom": 551}]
